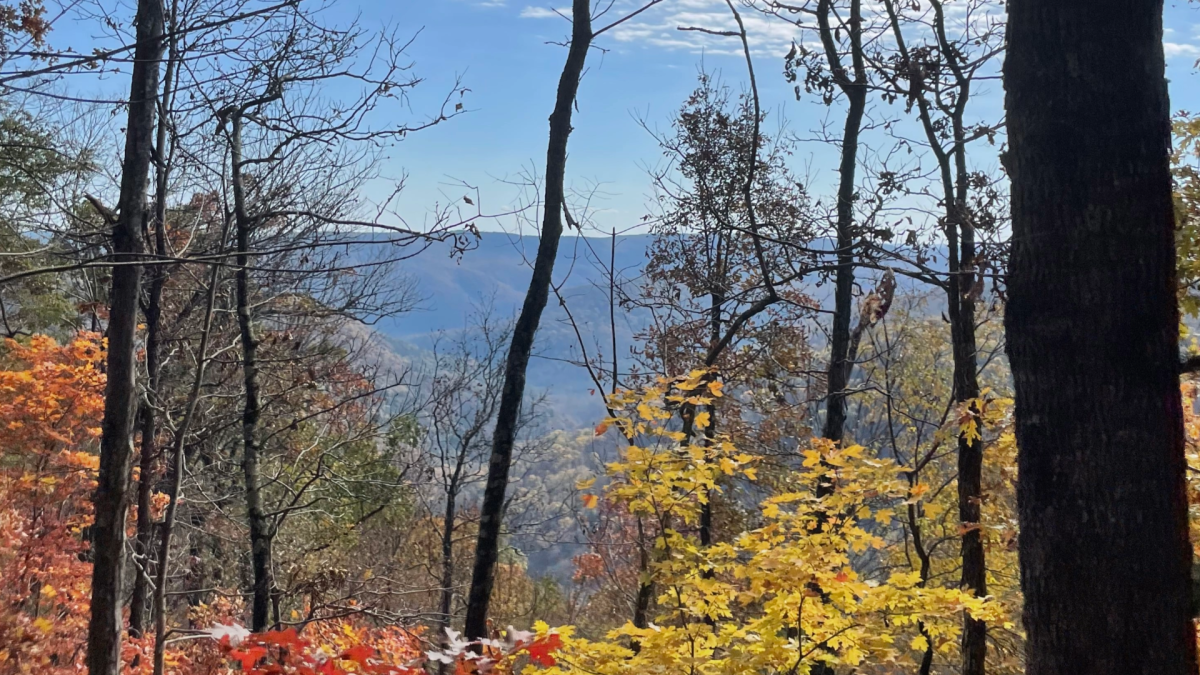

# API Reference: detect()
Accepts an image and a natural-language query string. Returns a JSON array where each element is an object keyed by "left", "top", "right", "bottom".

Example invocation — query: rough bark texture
[
  {"left": 1004, "top": 1, "right": 1198, "bottom": 674},
  {"left": 230, "top": 113, "right": 273, "bottom": 632},
  {"left": 463, "top": 0, "right": 592, "bottom": 641},
  {"left": 86, "top": 0, "right": 163, "bottom": 672}
]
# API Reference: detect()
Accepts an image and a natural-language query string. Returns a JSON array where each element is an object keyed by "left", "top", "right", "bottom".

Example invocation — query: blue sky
[
  {"left": 43, "top": 0, "right": 1200, "bottom": 234},
  {"left": 388, "top": 0, "right": 1200, "bottom": 233}
]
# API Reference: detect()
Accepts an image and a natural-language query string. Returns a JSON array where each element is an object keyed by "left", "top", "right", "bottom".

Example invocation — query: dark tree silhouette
[
  {"left": 86, "top": 0, "right": 164, "bottom": 672},
  {"left": 1004, "top": 1, "right": 1198, "bottom": 674},
  {"left": 463, "top": 0, "right": 594, "bottom": 641}
]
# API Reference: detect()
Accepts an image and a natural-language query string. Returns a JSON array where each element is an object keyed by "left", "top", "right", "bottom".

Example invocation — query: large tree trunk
[
  {"left": 1004, "top": 2, "right": 1197, "bottom": 673},
  {"left": 230, "top": 113, "right": 273, "bottom": 632},
  {"left": 86, "top": 0, "right": 164, "bottom": 672},
  {"left": 462, "top": 0, "right": 592, "bottom": 642}
]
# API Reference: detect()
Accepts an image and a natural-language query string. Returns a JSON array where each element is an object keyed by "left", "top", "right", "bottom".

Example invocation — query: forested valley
[{"left": 0, "top": 0, "right": 1197, "bottom": 674}]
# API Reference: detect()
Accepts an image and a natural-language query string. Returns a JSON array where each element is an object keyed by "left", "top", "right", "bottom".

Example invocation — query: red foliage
[{"left": 215, "top": 626, "right": 562, "bottom": 675}]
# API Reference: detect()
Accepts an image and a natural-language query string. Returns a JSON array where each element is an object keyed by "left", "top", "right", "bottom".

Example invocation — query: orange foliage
[
  {"left": 0, "top": 333, "right": 561, "bottom": 675},
  {"left": 0, "top": 333, "right": 105, "bottom": 672}
]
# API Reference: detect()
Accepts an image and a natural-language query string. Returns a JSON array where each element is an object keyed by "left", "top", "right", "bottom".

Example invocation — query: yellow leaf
[
  {"left": 708, "top": 380, "right": 724, "bottom": 397},
  {"left": 582, "top": 494, "right": 599, "bottom": 509},
  {"left": 576, "top": 477, "right": 596, "bottom": 491},
  {"left": 719, "top": 457, "right": 737, "bottom": 475},
  {"left": 904, "top": 482, "right": 930, "bottom": 504},
  {"left": 911, "top": 635, "right": 929, "bottom": 653},
  {"left": 694, "top": 411, "right": 711, "bottom": 429}
]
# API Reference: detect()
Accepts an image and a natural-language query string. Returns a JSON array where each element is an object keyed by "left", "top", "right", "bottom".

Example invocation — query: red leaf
[
  {"left": 341, "top": 644, "right": 376, "bottom": 664},
  {"left": 526, "top": 634, "right": 562, "bottom": 667},
  {"left": 264, "top": 627, "right": 302, "bottom": 647},
  {"left": 230, "top": 646, "right": 268, "bottom": 670}
]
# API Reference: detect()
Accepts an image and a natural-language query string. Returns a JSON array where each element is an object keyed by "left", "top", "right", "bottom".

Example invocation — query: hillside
[{"left": 368, "top": 232, "right": 656, "bottom": 428}]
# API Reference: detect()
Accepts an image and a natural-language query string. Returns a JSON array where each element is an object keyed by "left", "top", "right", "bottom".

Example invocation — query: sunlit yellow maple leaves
[{"left": 535, "top": 371, "right": 1004, "bottom": 675}]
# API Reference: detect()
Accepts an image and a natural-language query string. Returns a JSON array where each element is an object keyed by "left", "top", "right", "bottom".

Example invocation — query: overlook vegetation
[{"left": 0, "top": 1, "right": 1196, "bottom": 674}]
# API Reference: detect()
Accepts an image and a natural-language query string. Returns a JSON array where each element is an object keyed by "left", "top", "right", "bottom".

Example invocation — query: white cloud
[
  {"left": 600, "top": 1, "right": 796, "bottom": 55},
  {"left": 520, "top": 6, "right": 568, "bottom": 19},
  {"left": 1165, "top": 41, "right": 1200, "bottom": 59},
  {"left": 593, "top": 0, "right": 1003, "bottom": 58}
]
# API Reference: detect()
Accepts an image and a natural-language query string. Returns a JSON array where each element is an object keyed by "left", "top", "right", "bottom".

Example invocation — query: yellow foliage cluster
[{"left": 538, "top": 372, "right": 1007, "bottom": 675}]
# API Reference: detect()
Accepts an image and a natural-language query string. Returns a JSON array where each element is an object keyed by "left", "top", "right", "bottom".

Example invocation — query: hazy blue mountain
[
  {"left": 353, "top": 231, "right": 952, "bottom": 580},
  {"left": 360, "top": 231, "right": 946, "bottom": 428},
  {"left": 362, "top": 232, "right": 655, "bottom": 428}
]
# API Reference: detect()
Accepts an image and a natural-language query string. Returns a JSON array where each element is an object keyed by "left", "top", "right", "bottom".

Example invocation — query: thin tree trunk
[
  {"left": 87, "top": 0, "right": 164, "bottom": 672},
  {"left": 1004, "top": 1, "right": 1197, "bottom": 673},
  {"left": 809, "top": 6, "right": 866, "bottom": 669},
  {"left": 463, "top": 0, "right": 592, "bottom": 642},
  {"left": 230, "top": 113, "right": 273, "bottom": 632},
  {"left": 819, "top": 0, "right": 866, "bottom": 445},
  {"left": 950, "top": 192, "right": 986, "bottom": 675},
  {"left": 153, "top": 260, "right": 220, "bottom": 675},
  {"left": 437, "top": 487, "right": 458, "bottom": 675},
  {"left": 929, "top": 4, "right": 987, "bottom": 670},
  {"left": 698, "top": 287, "right": 723, "bottom": 550},
  {"left": 880, "top": 3, "right": 988, "bottom": 667},
  {"left": 129, "top": 291, "right": 160, "bottom": 637},
  {"left": 130, "top": 29, "right": 177, "bottom": 637}
]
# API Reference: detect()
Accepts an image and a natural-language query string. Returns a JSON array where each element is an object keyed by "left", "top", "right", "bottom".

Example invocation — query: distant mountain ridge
[
  {"left": 360, "top": 231, "right": 947, "bottom": 428},
  {"left": 365, "top": 232, "right": 655, "bottom": 428}
]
